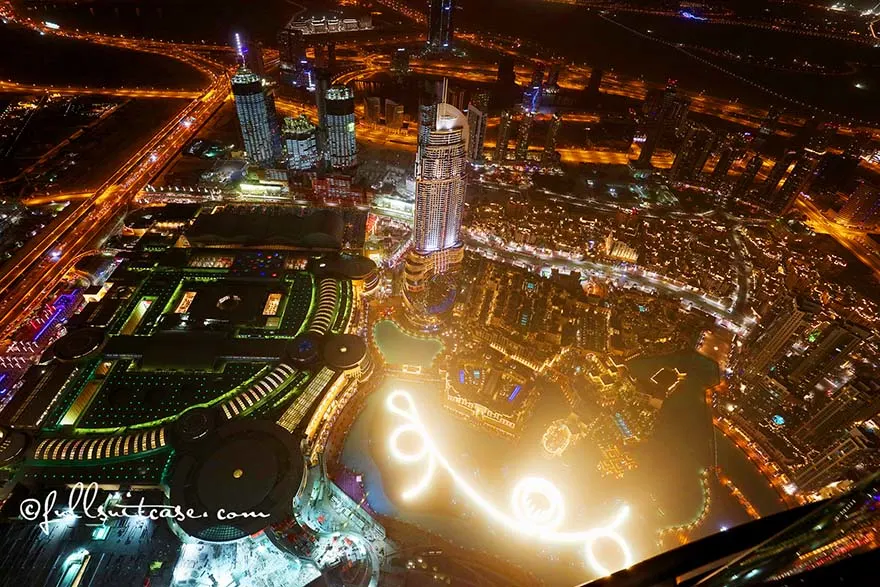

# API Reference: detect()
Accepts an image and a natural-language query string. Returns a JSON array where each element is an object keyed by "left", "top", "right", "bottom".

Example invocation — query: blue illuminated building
[{"left": 427, "top": 0, "right": 454, "bottom": 50}]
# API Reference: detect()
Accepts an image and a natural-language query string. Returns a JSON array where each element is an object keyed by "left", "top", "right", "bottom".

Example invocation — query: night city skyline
[{"left": 0, "top": 0, "right": 879, "bottom": 585}]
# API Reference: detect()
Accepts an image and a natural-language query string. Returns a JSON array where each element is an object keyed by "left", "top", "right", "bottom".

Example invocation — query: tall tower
[
  {"left": 709, "top": 138, "right": 738, "bottom": 186},
  {"left": 669, "top": 124, "right": 713, "bottom": 182},
  {"left": 466, "top": 91, "right": 489, "bottom": 163},
  {"left": 515, "top": 111, "right": 535, "bottom": 161},
  {"left": 412, "top": 98, "right": 468, "bottom": 255},
  {"left": 282, "top": 115, "right": 318, "bottom": 171},
  {"left": 771, "top": 152, "right": 819, "bottom": 214},
  {"left": 406, "top": 85, "right": 468, "bottom": 293},
  {"left": 732, "top": 154, "right": 763, "bottom": 204},
  {"left": 789, "top": 321, "right": 870, "bottom": 390},
  {"left": 742, "top": 296, "right": 819, "bottom": 377},
  {"left": 759, "top": 151, "right": 796, "bottom": 205},
  {"left": 795, "top": 376, "right": 880, "bottom": 449},
  {"left": 543, "top": 113, "right": 562, "bottom": 164},
  {"left": 495, "top": 110, "right": 513, "bottom": 164},
  {"left": 637, "top": 82, "right": 688, "bottom": 168},
  {"left": 231, "top": 66, "right": 282, "bottom": 166},
  {"left": 427, "top": 0, "right": 454, "bottom": 50},
  {"left": 325, "top": 85, "right": 357, "bottom": 169},
  {"left": 418, "top": 81, "right": 442, "bottom": 147}
]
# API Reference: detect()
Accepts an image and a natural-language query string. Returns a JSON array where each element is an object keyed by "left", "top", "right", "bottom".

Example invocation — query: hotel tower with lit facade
[{"left": 404, "top": 84, "right": 468, "bottom": 329}]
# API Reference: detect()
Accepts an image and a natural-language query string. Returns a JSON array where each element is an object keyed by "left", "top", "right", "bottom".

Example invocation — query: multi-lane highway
[
  {"left": 0, "top": 81, "right": 202, "bottom": 99},
  {"left": 795, "top": 196, "right": 880, "bottom": 278},
  {"left": 0, "top": 3, "right": 230, "bottom": 338}
]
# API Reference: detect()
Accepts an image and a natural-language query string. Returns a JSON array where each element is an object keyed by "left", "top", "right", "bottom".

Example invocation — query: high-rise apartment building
[
  {"left": 742, "top": 296, "right": 820, "bottom": 377},
  {"left": 795, "top": 376, "right": 880, "bottom": 449},
  {"left": 325, "top": 85, "right": 357, "bottom": 169},
  {"left": 543, "top": 113, "right": 562, "bottom": 164},
  {"left": 495, "top": 110, "right": 513, "bottom": 164},
  {"left": 733, "top": 154, "right": 763, "bottom": 202},
  {"left": 669, "top": 124, "right": 714, "bottom": 182},
  {"left": 515, "top": 111, "right": 535, "bottom": 161},
  {"left": 282, "top": 115, "right": 318, "bottom": 171},
  {"left": 385, "top": 99, "right": 404, "bottom": 130},
  {"left": 637, "top": 82, "right": 690, "bottom": 167},
  {"left": 427, "top": 0, "right": 454, "bottom": 50},
  {"left": 789, "top": 321, "right": 870, "bottom": 390},
  {"left": 466, "top": 91, "right": 489, "bottom": 163},
  {"left": 771, "top": 152, "right": 819, "bottom": 214},
  {"left": 231, "top": 66, "right": 282, "bottom": 166}
]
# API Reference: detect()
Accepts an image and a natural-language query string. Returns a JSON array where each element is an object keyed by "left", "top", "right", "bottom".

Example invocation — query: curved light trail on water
[{"left": 385, "top": 390, "right": 634, "bottom": 576}]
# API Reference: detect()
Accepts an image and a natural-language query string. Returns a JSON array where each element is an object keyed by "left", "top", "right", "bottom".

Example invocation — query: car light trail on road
[{"left": 386, "top": 390, "right": 634, "bottom": 576}]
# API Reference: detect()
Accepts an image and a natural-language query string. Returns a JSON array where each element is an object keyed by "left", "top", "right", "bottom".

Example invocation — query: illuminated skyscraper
[
  {"left": 772, "top": 152, "right": 819, "bottom": 214},
  {"left": 669, "top": 124, "right": 713, "bottom": 181},
  {"left": 363, "top": 96, "right": 382, "bottom": 124},
  {"left": 385, "top": 99, "right": 404, "bottom": 130},
  {"left": 282, "top": 115, "right": 318, "bottom": 171},
  {"left": 789, "top": 321, "right": 870, "bottom": 390},
  {"left": 411, "top": 99, "right": 468, "bottom": 255},
  {"left": 406, "top": 88, "right": 468, "bottom": 298},
  {"left": 742, "top": 296, "right": 819, "bottom": 377},
  {"left": 709, "top": 137, "right": 738, "bottom": 186},
  {"left": 390, "top": 47, "right": 410, "bottom": 75},
  {"left": 325, "top": 85, "right": 357, "bottom": 169},
  {"left": 793, "top": 424, "right": 880, "bottom": 492},
  {"left": 515, "top": 111, "right": 535, "bottom": 161},
  {"left": 543, "top": 113, "right": 562, "bottom": 164},
  {"left": 231, "top": 66, "right": 282, "bottom": 166},
  {"left": 418, "top": 81, "right": 442, "bottom": 147},
  {"left": 494, "top": 110, "right": 513, "bottom": 163},
  {"left": 732, "top": 154, "right": 763, "bottom": 203},
  {"left": 759, "top": 151, "right": 796, "bottom": 205},
  {"left": 313, "top": 67, "right": 332, "bottom": 161},
  {"left": 404, "top": 92, "right": 467, "bottom": 330},
  {"left": 466, "top": 91, "right": 489, "bottom": 163},
  {"left": 637, "top": 81, "right": 689, "bottom": 168},
  {"left": 795, "top": 376, "right": 880, "bottom": 449},
  {"left": 427, "top": 0, "right": 454, "bottom": 50}
]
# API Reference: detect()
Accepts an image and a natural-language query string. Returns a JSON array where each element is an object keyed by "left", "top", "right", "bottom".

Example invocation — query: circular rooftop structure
[
  {"left": 0, "top": 428, "right": 28, "bottom": 466},
  {"left": 286, "top": 332, "right": 323, "bottom": 366},
  {"left": 322, "top": 334, "right": 367, "bottom": 371},
  {"left": 312, "top": 254, "right": 377, "bottom": 281},
  {"left": 50, "top": 327, "right": 106, "bottom": 362},
  {"left": 168, "top": 418, "right": 303, "bottom": 542},
  {"left": 173, "top": 407, "right": 218, "bottom": 444}
]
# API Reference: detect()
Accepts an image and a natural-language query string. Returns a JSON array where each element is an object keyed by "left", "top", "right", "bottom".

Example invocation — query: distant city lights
[
  {"left": 43, "top": 21, "right": 60, "bottom": 30},
  {"left": 386, "top": 390, "right": 634, "bottom": 576}
]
